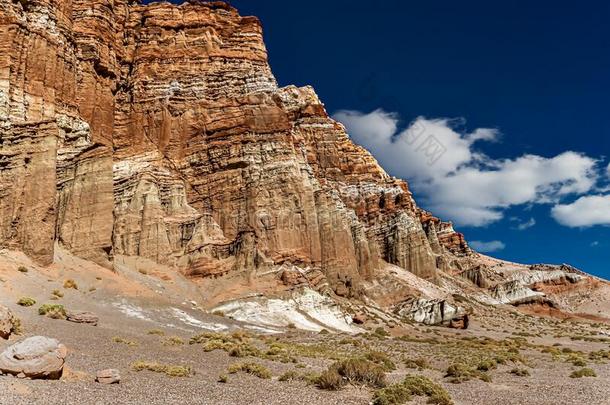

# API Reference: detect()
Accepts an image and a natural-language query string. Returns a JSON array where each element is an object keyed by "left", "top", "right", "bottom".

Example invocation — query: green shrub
[
  {"left": 510, "top": 368, "right": 530, "bottom": 377},
  {"left": 227, "top": 362, "right": 271, "bottom": 379},
  {"left": 132, "top": 361, "right": 191, "bottom": 377},
  {"left": 318, "top": 357, "right": 386, "bottom": 390},
  {"left": 373, "top": 375, "right": 453, "bottom": 405},
  {"left": 570, "top": 368, "right": 596, "bottom": 378},
  {"left": 38, "top": 304, "right": 66, "bottom": 319},
  {"left": 17, "top": 297, "right": 36, "bottom": 307}
]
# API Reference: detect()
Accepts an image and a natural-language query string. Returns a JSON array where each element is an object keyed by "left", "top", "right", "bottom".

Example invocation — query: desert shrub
[
  {"left": 132, "top": 361, "right": 191, "bottom": 377},
  {"left": 17, "top": 297, "right": 36, "bottom": 307},
  {"left": 163, "top": 336, "right": 185, "bottom": 346},
  {"left": 510, "top": 368, "right": 530, "bottom": 377},
  {"left": 571, "top": 358, "right": 587, "bottom": 367},
  {"left": 227, "top": 362, "right": 271, "bottom": 379},
  {"left": 51, "top": 289, "right": 64, "bottom": 298},
  {"left": 10, "top": 317, "right": 23, "bottom": 335},
  {"left": 404, "top": 357, "right": 429, "bottom": 370},
  {"left": 112, "top": 336, "right": 138, "bottom": 346},
  {"left": 212, "top": 310, "right": 225, "bottom": 317},
  {"left": 218, "top": 374, "right": 228, "bottom": 383},
  {"left": 63, "top": 279, "right": 78, "bottom": 290},
  {"left": 17, "top": 266, "right": 28, "bottom": 273},
  {"left": 279, "top": 370, "right": 299, "bottom": 382},
  {"left": 373, "top": 375, "right": 453, "bottom": 405},
  {"left": 570, "top": 368, "right": 596, "bottom": 378},
  {"left": 38, "top": 304, "right": 66, "bottom": 319},
  {"left": 364, "top": 351, "right": 396, "bottom": 371},
  {"left": 445, "top": 363, "right": 490, "bottom": 383},
  {"left": 476, "top": 359, "right": 497, "bottom": 371},
  {"left": 318, "top": 329, "right": 330, "bottom": 335},
  {"left": 318, "top": 357, "right": 386, "bottom": 390},
  {"left": 316, "top": 368, "right": 345, "bottom": 390},
  {"left": 374, "top": 327, "right": 390, "bottom": 338},
  {"left": 147, "top": 329, "right": 165, "bottom": 336}
]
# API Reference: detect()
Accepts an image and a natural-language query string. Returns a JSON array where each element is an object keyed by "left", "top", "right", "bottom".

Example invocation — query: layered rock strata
[{"left": 0, "top": 0, "right": 471, "bottom": 299}]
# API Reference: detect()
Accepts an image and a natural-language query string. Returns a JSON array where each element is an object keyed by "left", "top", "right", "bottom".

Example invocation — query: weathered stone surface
[
  {"left": 96, "top": 368, "right": 120, "bottom": 384},
  {"left": 0, "top": 0, "right": 472, "bottom": 297},
  {"left": 394, "top": 297, "right": 465, "bottom": 326},
  {"left": 66, "top": 311, "right": 98, "bottom": 326},
  {"left": 0, "top": 305, "right": 16, "bottom": 339},
  {"left": 0, "top": 336, "right": 67, "bottom": 379}
]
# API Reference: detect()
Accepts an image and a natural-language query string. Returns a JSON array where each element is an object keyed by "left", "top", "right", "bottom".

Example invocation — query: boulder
[
  {"left": 66, "top": 311, "right": 99, "bottom": 326},
  {"left": 96, "top": 368, "right": 120, "bottom": 384},
  {"left": 0, "top": 336, "right": 67, "bottom": 379},
  {"left": 0, "top": 305, "right": 16, "bottom": 339}
]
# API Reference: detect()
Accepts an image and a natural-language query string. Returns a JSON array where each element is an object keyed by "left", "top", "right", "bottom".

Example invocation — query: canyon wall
[{"left": 0, "top": 0, "right": 470, "bottom": 297}]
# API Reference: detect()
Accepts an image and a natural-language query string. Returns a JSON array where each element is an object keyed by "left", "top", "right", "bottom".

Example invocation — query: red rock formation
[{"left": 0, "top": 0, "right": 473, "bottom": 296}]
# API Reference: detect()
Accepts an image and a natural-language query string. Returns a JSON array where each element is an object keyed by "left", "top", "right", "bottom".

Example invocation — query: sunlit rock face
[{"left": 0, "top": 0, "right": 469, "bottom": 296}]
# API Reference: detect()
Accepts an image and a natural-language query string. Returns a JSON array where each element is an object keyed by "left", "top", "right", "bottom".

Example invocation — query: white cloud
[
  {"left": 591, "top": 241, "right": 600, "bottom": 247},
  {"left": 469, "top": 240, "right": 506, "bottom": 252},
  {"left": 510, "top": 217, "right": 536, "bottom": 230},
  {"left": 333, "top": 109, "right": 599, "bottom": 227},
  {"left": 551, "top": 195, "right": 610, "bottom": 227}
]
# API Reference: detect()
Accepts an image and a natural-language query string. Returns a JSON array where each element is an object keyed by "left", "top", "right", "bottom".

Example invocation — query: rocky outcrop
[
  {"left": 0, "top": 336, "right": 67, "bottom": 379},
  {"left": 0, "top": 305, "right": 17, "bottom": 339},
  {"left": 0, "top": 0, "right": 473, "bottom": 299},
  {"left": 66, "top": 311, "right": 98, "bottom": 326},
  {"left": 394, "top": 297, "right": 467, "bottom": 327}
]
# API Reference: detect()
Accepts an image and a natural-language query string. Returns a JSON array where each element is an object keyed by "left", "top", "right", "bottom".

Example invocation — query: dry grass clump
[
  {"left": 132, "top": 361, "right": 191, "bottom": 377},
  {"left": 218, "top": 374, "right": 228, "bottom": 383},
  {"left": 38, "top": 304, "right": 66, "bottom": 319},
  {"left": 163, "top": 336, "right": 185, "bottom": 346},
  {"left": 10, "top": 316, "right": 23, "bottom": 335},
  {"left": 569, "top": 368, "right": 596, "bottom": 378},
  {"left": 227, "top": 362, "right": 271, "bottom": 379},
  {"left": 364, "top": 351, "right": 396, "bottom": 371},
  {"left": 17, "top": 266, "right": 28, "bottom": 273},
  {"left": 17, "top": 297, "right": 36, "bottom": 307},
  {"left": 279, "top": 370, "right": 299, "bottom": 382},
  {"left": 510, "top": 368, "right": 530, "bottom": 377},
  {"left": 63, "top": 279, "right": 78, "bottom": 290},
  {"left": 373, "top": 375, "right": 453, "bottom": 405},
  {"left": 112, "top": 336, "right": 138, "bottom": 346},
  {"left": 445, "top": 363, "right": 491, "bottom": 383},
  {"left": 317, "top": 357, "right": 386, "bottom": 390},
  {"left": 51, "top": 289, "right": 64, "bottom": 298},
  {"left": 404, "top": 357, "right": 429, "bottom": 370},
  {"left": 147, "top": 329, "right": 165, "bottom": 336}
]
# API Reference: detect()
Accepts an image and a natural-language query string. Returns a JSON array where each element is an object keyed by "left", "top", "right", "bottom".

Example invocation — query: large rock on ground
[
  {"left": 66, "top": 311, "right": 99, "bottom": 326},
  {"left": 96, "top": 368, "right": 120, "bottom": 384},
  {"left": 0, "top": 336, "right": 67, "bottom": 379},
  {"left": 0, "top": 305, "right": 16, "bottom": 339},
  {"left": 395, "top": 297, "right": 466, "bottom": 327}
]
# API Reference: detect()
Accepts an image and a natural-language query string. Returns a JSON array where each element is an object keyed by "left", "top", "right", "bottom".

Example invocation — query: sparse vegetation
[
  {"left": 10, "top": 317, "right": 23, "bottom": 335},
  {"left": 63, "top": 279, "right": 78, "bottom": 290},
  {"left": 147, "top": 329, "right": 165, "bottom": 336},
  {"left": 227, "top": 362, "right": 271, "bottom": 379},
  {"left": 404, "top": 357, "right": 429, "bottom": 370},
  {"left": 373, "top": 375, "right": 453, "bottom": 405},
  {"left": 38, "top": 304, "right": 66, "bottom": 319},
  {"left": 317, "top": 357, "right": 386, "bottom": 390},
  {"left": 163, "top": 336, "right": 185, "bottom": 346},
  {"left": 445, "top": 363, "right": 491, "bottom": 383},
  {"left": 510, "top": 368, "right": 530, "bottom": 377},
  {"left": 570, "top": 368, "right": 597, "bottom": 378},
  {"left": 112, "top": 336, "right": 138, "bottom": 346},
  {"left": 17, "top": 297, "right": 36, "bottom": 307},
  {"left": 218, "top": 374, "right": 228, "bottom": 383},
  {"left": 51, "top": 289, "right": 64, "bottom": 298},
  {"left": 17, "top": 266, "right": 28, "bottom": 273},
  {"left": 132, "top": 361, "right": 191, "bottom": 377},
  {"left": 212, "top": 310, "right": 225, "bottom": 317},
  {"left": 279, "top": 370, "right": 299, "bottom": 382}
]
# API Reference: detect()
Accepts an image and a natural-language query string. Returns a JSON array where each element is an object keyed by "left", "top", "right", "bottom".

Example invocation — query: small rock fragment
[
  {"left": 0, "top": 305, "right": 16, "bottom": 339},
  {"left": 66, "top": 311, "right": 99, "bottom": 326},
  {"left": 96, "top": 368, "right": 120, "bottom": 384}
]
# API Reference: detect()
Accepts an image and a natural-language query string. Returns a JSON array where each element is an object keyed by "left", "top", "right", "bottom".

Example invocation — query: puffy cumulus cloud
[
  {"left": 469, "top": 240, "right": 506, "bottom": 252},
  {"left": 551, "top": 195, "right": 610, "bottom": 227},
  {"left": 333, "top": 109, "right": 599, "bottom": 227}
]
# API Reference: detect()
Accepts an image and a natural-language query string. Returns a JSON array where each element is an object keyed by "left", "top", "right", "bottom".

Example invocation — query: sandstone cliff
[{"left": 0, "top": 0, "right": 600, "bottom": 326}]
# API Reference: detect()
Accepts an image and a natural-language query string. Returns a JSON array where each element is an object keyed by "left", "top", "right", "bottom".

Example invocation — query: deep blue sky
[{"left": 158, "top": 1, "right": 609, "bottom": 278}]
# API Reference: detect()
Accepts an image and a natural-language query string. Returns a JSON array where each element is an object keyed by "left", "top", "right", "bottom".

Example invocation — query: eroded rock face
[
  {"left": 0, "top": 336, "right": 67, "bottom": 379},
  {"left": 0, "top": 305, "right": 16, "bottom": 339},
  {"left": 0, "top": 1, "right": 471, "bottom": 298},
  {"left": 394, "top": 297, "right": 466, "bottom": 327}
]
